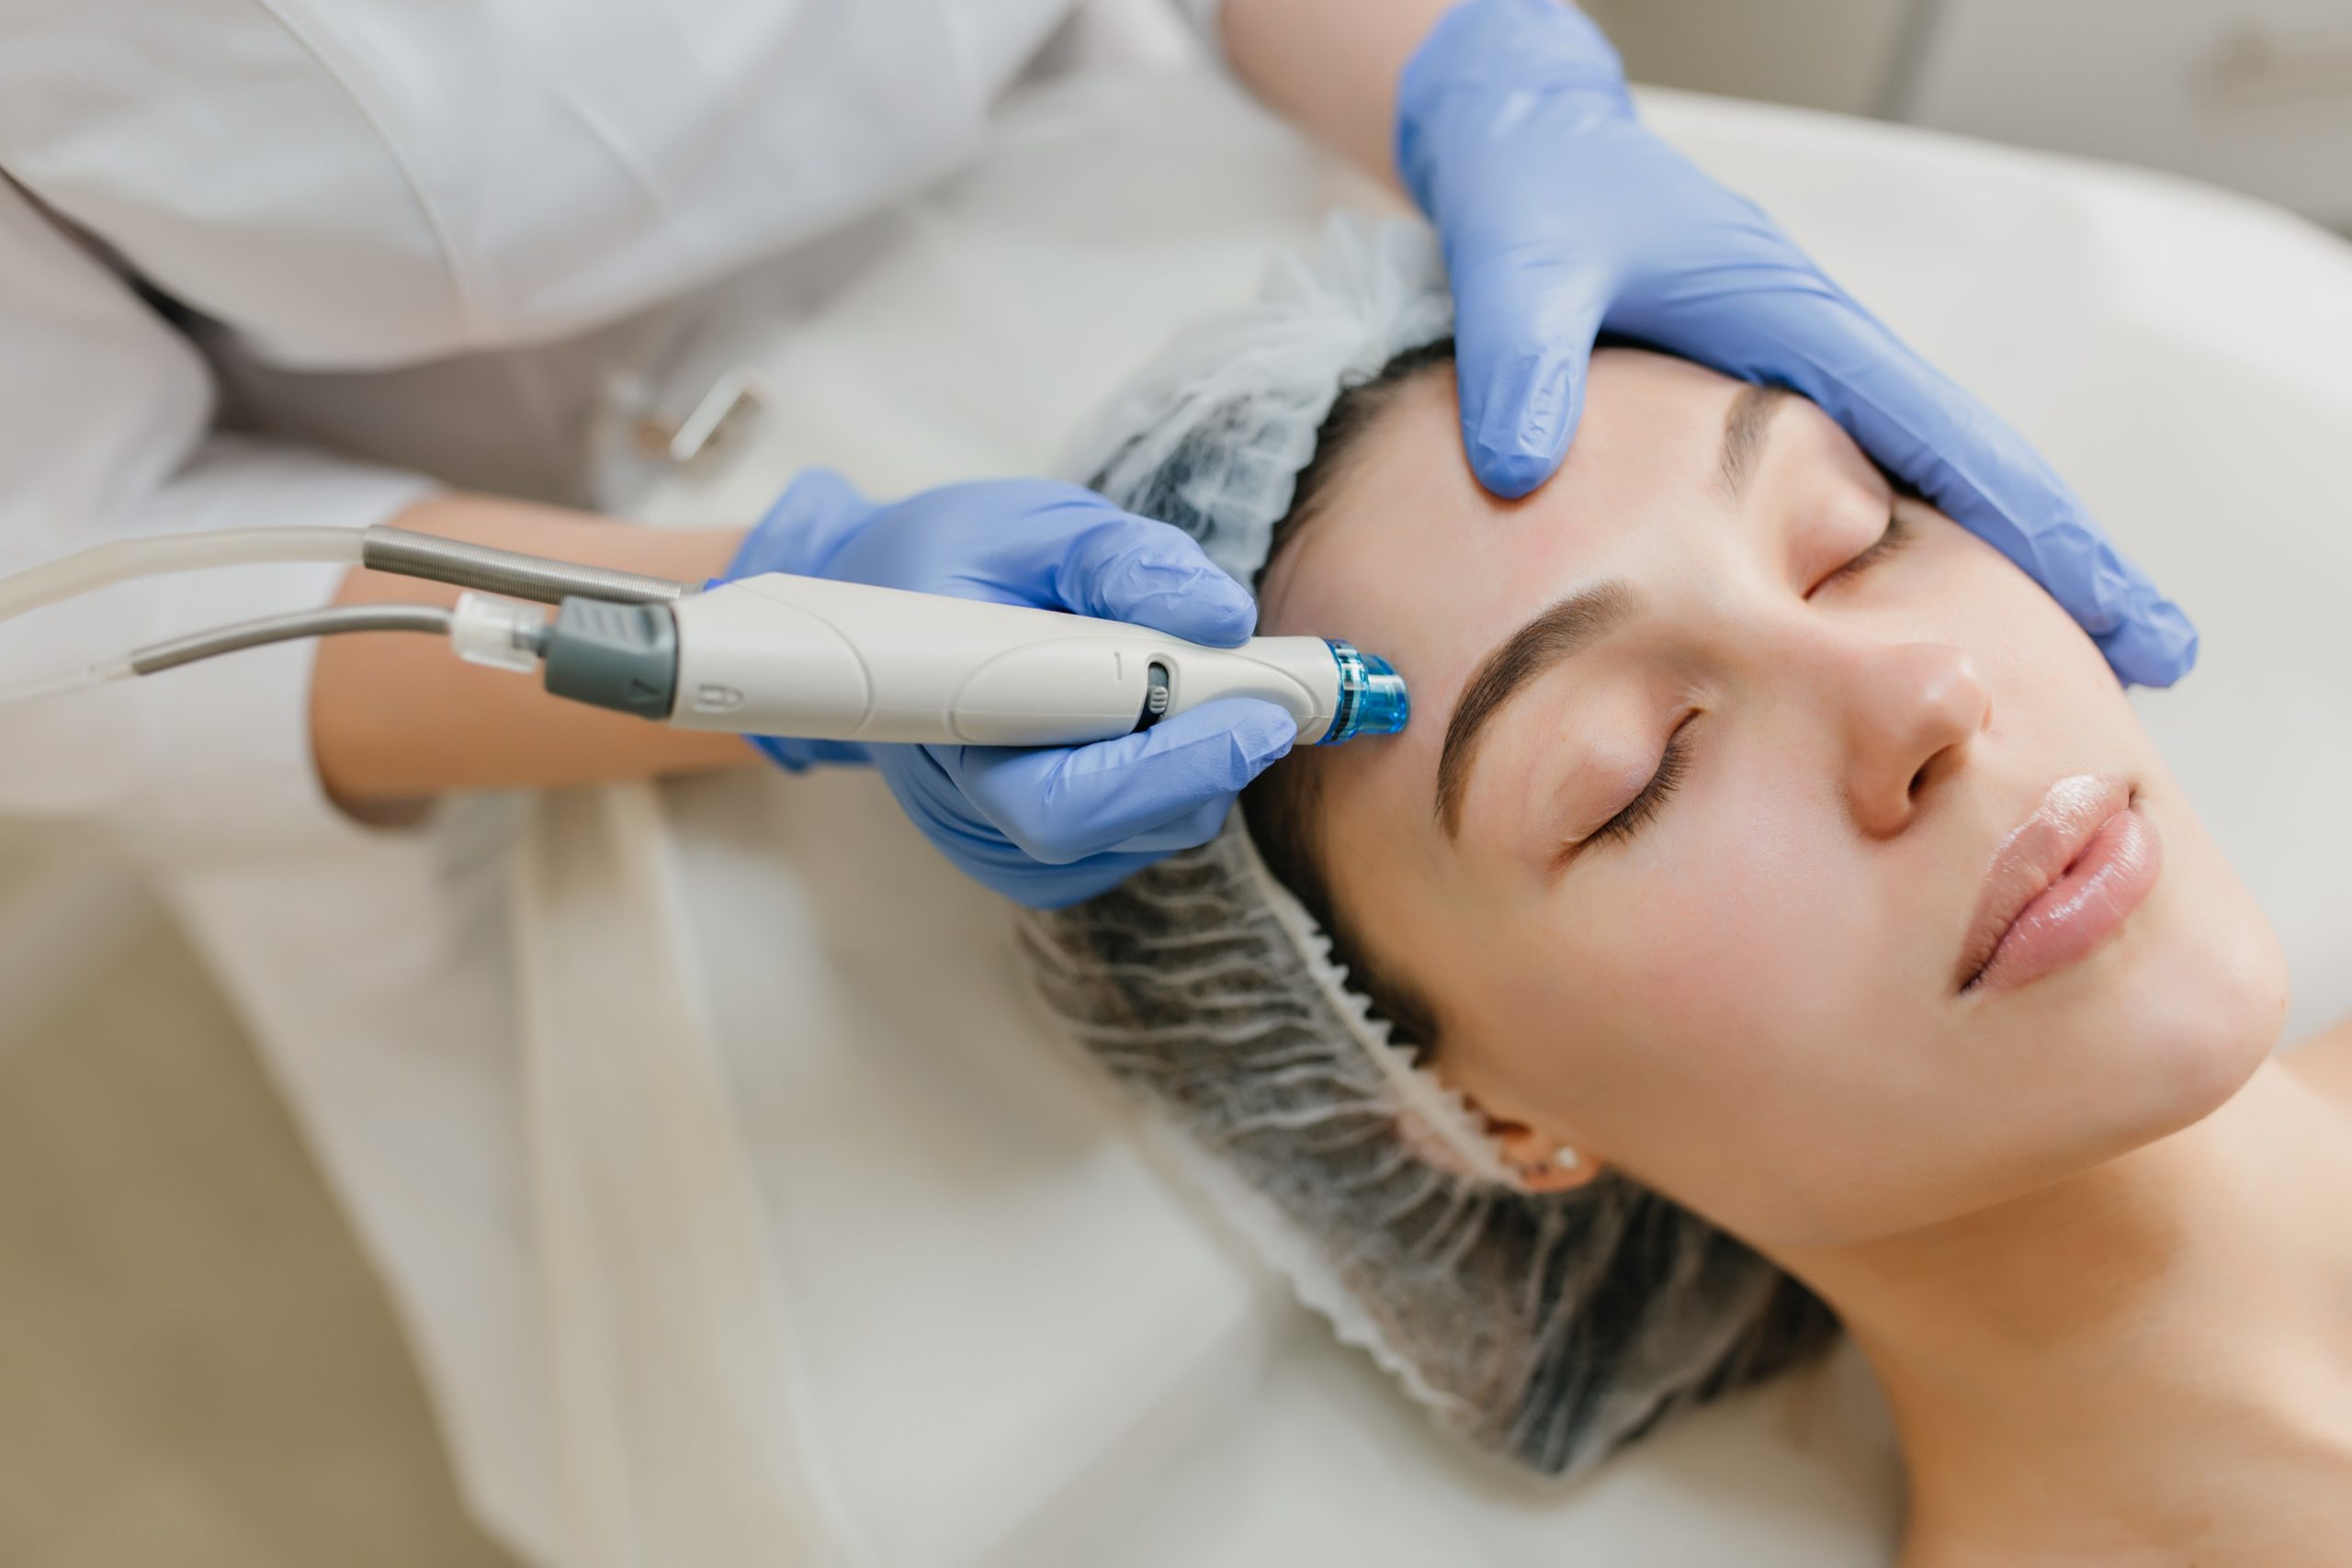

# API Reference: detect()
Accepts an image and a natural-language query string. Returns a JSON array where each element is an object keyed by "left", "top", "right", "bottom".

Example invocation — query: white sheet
[{"left": 513, "top": 66, "right": 2352, "bottom": 1567}]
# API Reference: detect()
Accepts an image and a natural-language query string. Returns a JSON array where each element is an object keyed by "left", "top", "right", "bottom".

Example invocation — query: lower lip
[{"left": 1969, "top": 805, "right": 2163, "bottom": 995}]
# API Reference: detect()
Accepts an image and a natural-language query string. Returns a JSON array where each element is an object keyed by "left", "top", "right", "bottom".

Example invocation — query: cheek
[
  {"left": 1941, "top": 530, "right": 2290, "bottom": 1094},
  {"left": 1589, "top": 783, "right": 1899, "bottom": 1100},
  {"left": 1461, "top": 775, "right": 1905, "bottom": 1218},
  {"left": 1955, "top": 551, "right": 2118, "bottom": 716},
  {"left": 1603, "top": 838, "right": 1831, "bottom": 1050}
]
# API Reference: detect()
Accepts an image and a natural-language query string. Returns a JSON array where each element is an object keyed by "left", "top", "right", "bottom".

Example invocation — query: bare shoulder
[{"left": 2281, "top": 1017, "right": 2352, "bottom": 1112}]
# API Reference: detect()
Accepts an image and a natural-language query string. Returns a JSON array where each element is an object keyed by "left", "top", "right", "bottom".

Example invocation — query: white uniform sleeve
[
  {"left": 1170, "top": 0, "right": 1230, "bottom": 63},
  {"left": 0, "top": 181, "right": 435, "bottom": 863}
]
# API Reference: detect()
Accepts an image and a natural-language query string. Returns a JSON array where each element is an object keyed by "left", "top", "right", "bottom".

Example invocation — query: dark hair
[
  {"left": 1234, "top": 335, "right": 1843, "bottom": 1443},
  {"left": 1052, "top": 334, "right": 1844, "bottom": 1477},
  {"left": 1238, "top": 338, "right": 1456, "bottom": 1056}
]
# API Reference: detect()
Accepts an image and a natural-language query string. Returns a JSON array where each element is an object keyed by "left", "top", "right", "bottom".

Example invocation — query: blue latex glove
[
  {"left": 724, "top": 469, "right": 1298, "bottom": 908},
  {"left": 1396, "top": 0, "right": 2196, "bottom": 686}
]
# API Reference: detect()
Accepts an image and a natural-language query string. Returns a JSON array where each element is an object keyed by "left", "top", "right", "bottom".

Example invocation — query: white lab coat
[{"left": 0, "top": 3, "right": 1221, "bottom": 1559}]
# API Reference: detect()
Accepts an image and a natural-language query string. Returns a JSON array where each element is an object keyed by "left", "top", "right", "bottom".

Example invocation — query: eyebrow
[
  {"left": 1432, "top": 382, "right": 1792, "bottom": 840},
  {"left": 1435, "top": 581, "right": 1638, "bottom": 836},
  {"left": 1718, "top": 382, "right": 1792, "bottom": 502}
]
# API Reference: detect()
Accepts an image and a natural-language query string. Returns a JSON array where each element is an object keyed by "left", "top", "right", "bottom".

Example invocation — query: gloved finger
[
  {"left": 952, "top": 697, "right": 1297, "bottom": 865},
  {"left": 1682, "top": 286, "right": 2197, "bottom": 686},
  {"left": 1449, "top": 251, "right": 1613, "bottom": 501},
  {"left": 1100, "top": 792, "right": 1238, "bottom": 856},
  {"left": 745, "top": 734, "right": 872, "bottom": 772},
  {"left": 2089, "top": 581, "right": 2199, "bottom": 689},
  {"left": 1018, "top": 849, "right": 1169, "bottom": 911},
  {"left": 731, "top": 468, "right": 881, "bottom": 581},
  {"left": 1046, "top": 506, "right": 1260, "bottom": 648}
]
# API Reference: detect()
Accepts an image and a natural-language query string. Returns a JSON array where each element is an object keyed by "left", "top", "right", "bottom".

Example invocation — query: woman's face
[{"left": 1255, "top": 350, "right": 2288, "bottom": 1250}]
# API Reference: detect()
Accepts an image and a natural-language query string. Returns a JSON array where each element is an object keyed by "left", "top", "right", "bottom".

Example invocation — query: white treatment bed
[{"left": 512, "top": 65, "right": 2352, "bottom": 1568}]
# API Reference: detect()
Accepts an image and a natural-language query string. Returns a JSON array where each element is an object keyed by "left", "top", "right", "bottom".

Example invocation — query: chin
[
  {"left": 1991, "top": 794, "right": 2290, "bottom": 1190},
  {"left": 2098, "top": 849, "right": 2289, "bottom": 1145},
  {"left": 2139, "top": 931, "right": 2288, "bottom": 1126}
]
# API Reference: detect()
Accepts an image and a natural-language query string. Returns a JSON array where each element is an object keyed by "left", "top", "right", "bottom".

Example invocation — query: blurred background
[
  {"left": 0, "top": 842, "right": 514, "bottom": 1567},
  {"left": 1581, "top": 0, "right": 2351, "bottom": 231},
  {"left": 3, "top": 3, "right": 2344, "bottom": 1565}
]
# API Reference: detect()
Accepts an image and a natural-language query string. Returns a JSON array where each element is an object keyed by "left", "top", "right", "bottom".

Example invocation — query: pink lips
[{"left": 1955, "top": 774, "right": 2163, "bottom": 996}]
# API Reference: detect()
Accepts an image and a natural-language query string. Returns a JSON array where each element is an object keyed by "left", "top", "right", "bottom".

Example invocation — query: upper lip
[{"left": 1953, "top": 774, "right": 2133, "bottom": 994}]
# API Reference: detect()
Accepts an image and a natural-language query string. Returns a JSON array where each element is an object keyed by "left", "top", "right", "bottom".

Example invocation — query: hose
[
  {"left": 0, "top": 524, "right": 686, "bottom": 712},
  {"left": 0, "top": 604, "right": 458, "bottom": 716},
  {"left": 0, "top": 527, "right": 365, "bottom": 627}
]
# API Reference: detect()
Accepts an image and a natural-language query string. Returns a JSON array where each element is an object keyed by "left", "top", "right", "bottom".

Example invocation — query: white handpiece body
[{"left": 668, "top": 572, "right": 1356, "bottom": 746}]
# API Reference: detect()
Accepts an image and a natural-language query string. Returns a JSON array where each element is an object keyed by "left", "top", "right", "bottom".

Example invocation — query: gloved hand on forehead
[
  {"left": 722, "top": 468, "right": 1297, "bottom": 908},
  {"left": 1396, "top": 0, "right": 2196, "bottom": 687}
]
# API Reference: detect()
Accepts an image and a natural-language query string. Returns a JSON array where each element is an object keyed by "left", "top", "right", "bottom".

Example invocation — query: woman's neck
[{"left": 1788, "top": 1057, "right": 2352, "bottom": 1568}]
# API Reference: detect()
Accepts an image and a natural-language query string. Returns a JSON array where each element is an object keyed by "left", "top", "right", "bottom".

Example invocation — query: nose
[{"left": 1838, "top": 640, "right": 1990, "bottom": 837}]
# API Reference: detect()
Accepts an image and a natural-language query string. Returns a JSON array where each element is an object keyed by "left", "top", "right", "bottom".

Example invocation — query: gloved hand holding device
[
  {"left": 723, "top": 469, "right": 1299, "bottom": 908},
  {"left": 741, "top": 0, "right": 2199, "bottom": 908},
  {"left": 1396, "top": 0, "right": 2196, "bottom": 685}
]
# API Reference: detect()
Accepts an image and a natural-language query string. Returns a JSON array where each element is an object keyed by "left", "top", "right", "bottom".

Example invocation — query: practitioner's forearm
[
  {"left": 310, "top": 493, "right": 756, "bottom": 820},
  {"left": 1218, "top": 0, "right": 1468, "bottom": 186}
]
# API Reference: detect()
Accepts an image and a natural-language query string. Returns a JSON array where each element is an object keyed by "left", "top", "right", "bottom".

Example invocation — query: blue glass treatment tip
[{"left": 1321, "top": 640, "right": 1410, "bottom": 744}]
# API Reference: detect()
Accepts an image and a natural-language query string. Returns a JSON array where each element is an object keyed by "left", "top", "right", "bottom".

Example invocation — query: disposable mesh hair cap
[
  {"left": 1068, "top": 217, "right": 1455, "bottom": 589},
  {"left": 1025, "top": 215, "right": 1838, "bottom": 1479}
]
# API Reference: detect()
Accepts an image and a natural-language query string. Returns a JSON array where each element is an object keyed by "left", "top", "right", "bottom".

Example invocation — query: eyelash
[
  {"left": 1577, "top": 507, "right": 1912, "bottom": 856},
  {"left": 1586, "top": 714, "right": 1695, "bottom": 850},
  {"left": 1814, "top": 505, "right": 1914, "bottom": 594}
]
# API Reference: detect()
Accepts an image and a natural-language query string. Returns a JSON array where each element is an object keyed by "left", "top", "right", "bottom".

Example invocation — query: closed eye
[
  {"left": 1580, "top": 712, "right": 1698, "bottom": 854},
  {"left": 1560, "top": 507, "right": 1911, "bottom": 866},
  {"left": 1812, "top": 505, "right": 1915, "bottom": 594}
]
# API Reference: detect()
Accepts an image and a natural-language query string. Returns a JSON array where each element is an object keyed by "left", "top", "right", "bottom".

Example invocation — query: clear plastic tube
[
  {"left": 0, "top": 659, "right": 133, "bottom": 714},
  {"left": 0, "top": 526, "right": 366, "bottom": 628},
  {"left": 0, "top": 525, "right": 678, "bottom": 719},
  {"left": 0, "top": 606, "right": 458, "bottom": 716}
]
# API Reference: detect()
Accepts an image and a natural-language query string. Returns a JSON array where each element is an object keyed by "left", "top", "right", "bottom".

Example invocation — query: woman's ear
[
  {"left": 1491, "top": 1117, "right": 1605, "bottom": 1194},
  {"left": 1429, "top": 1033, "right": 1607, "bottom": 1193}
]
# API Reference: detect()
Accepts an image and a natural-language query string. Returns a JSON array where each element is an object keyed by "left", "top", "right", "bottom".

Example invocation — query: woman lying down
[{"left": 1024, "top": 219, "right": 2352, "bottom": 1567}]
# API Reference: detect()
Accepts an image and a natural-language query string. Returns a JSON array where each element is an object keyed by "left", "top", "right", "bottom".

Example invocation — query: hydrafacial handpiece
[
  {"left": 535, "top": 572, "right": 1408, "bottom": 747},
  {"left": 0, "top": 528, "right": 1410, "bottom": 750}
]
